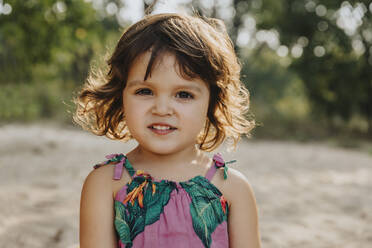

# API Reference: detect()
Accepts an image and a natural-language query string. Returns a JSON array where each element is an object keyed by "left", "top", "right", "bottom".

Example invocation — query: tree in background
[
  {"left": 1, "top": 0, "right": 371, "bottom": 138},
  {"left": 229, "top": 0, "right": 372, "bottom": 135},
  {"left": 0, "top": 0, "right": 113, "bottom": 84},
  {"left": 0, "top": 0, "right": 120, "bottom": 120}
]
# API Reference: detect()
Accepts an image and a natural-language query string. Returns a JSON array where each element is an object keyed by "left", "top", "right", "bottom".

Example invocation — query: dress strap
[
  {"left": 94, "top": 153, "right": 136, "bottom": 180},
  {"left": 205, "top": 153, "right": 236, "bottom": 181}
]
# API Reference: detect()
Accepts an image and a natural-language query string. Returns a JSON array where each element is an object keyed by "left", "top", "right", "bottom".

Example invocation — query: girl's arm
[
  {"left": 226, "top": 168, "right": 261, "bottom": 248},
  {"left": 80, "top": 166, "right": 118, "bottom": 248}
]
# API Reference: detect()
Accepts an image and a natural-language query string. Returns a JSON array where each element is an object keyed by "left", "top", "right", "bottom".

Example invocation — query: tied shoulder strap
[
  {"left": 93, "top": 153, "right": 136, "bottom": 180},
  {"left": 205, "top": 153, "right": 236, "bottom": 181}
]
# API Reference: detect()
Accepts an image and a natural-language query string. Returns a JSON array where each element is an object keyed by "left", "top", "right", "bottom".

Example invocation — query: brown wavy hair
[{"left": 73, "top": 13, "right": 255, "bottom": 151}]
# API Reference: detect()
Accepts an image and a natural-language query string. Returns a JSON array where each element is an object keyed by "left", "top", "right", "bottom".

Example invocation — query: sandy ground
[{"left": 0, "top": 123, "right": 371, "bottom": 248}]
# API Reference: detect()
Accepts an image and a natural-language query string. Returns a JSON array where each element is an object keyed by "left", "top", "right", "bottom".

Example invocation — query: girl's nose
[{"left": 151, "top": 96, "right": 173, "bottom": 116}]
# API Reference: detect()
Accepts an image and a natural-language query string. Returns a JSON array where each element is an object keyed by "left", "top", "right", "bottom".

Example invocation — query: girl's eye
[
  {"left": 134, "top": 89, "right": 193, "bottom": 99},
  {"left": 176, "top": 91, "right": 194, "bottom": 99},
  {"left": 135, "top": 88, "right": 153, "bottom": 95}
]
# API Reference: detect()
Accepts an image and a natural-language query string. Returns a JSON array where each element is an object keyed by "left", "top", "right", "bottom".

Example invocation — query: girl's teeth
[{"left": 153, "top": 125, "right": 170, "bottom": 130}]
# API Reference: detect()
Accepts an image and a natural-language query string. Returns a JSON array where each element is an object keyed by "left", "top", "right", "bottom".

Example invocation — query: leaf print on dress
[
  {"left": 114, "top": 176, "right": 177, "bottom": 247},
  {"left": 180, "top": 177, "right": 228, "bottom": 248},
  {"left": 143, "top": 181, "right": 176, "bottom": 225},
  {"left": 114, "top": 201, "right": 131, "bottom": 245}
]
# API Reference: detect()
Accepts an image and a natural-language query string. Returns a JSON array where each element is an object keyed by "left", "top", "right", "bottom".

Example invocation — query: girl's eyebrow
[
  {"left": 126, "top": 80, "right": 151, "bottom": 88},
  {"left": 127, "top": 80, "right": 203, "bottom": 93}
]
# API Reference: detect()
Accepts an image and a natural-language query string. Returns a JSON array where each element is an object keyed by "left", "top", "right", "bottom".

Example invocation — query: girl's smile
[
  {"left": 122, "top": 51, "right": 210, "bottom": 155},
  {"left": 148, "top": 122, "right": 177, "bottom": 135}
]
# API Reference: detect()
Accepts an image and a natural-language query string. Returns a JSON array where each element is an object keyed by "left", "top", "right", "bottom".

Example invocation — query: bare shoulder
[
  {"left": 210, "top": 166, "right": 256, "bottom": 207},
  {"left": 221, "top": 166, "right": 261, "bottom": 248},
  {"left": 79, "top": 165, "right": 119, "bottom": 248},
  {"left": 84, "top": 164, "right": 116, "bottom": 188},
  {"left": 84, "top": 163, "right": 132, "bottom": 197},
  {"left": 82, "top": 164, "right": 122, "bottom": 197},
  {"left": 223, "top": 167, "right": 256, "bottom": 206}
]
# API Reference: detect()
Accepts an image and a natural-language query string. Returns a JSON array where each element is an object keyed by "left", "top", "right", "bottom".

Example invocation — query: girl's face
[{"left": 123, "top": 51, "right": 210, "bottom": 155}]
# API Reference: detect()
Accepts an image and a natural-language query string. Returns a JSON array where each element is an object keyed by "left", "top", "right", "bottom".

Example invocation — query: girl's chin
[{"left": 137, "top": 143, "right": 196, "bottom": 156}]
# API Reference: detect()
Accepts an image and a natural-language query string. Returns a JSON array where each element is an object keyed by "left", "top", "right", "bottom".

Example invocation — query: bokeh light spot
[
  {"left": 305, "top": 1, "right": 316, "bottom": 12},
  {"left": 314, "top": 46, "right": 326, "bottom": 57},
  {"left": 106, "top": 2, "right": 118, "bottom": 16},
  {"left": 1, "top": 3, "right": 12, "bottom": 15},
  {"left": 317, "top": 21, "right": 328, "bottom": 32},
  {"left": 352, "top": 39, "right": 365, "bottom": 56},
  {"left": 291, "top": 44, "right": 303, "bottom": 58},
  {"left": 298, "top": 36, "right": 309, "bottom": 47},
  {"left": 277, "top": 45, "right": 289, "bottom": 57},
  {"left": 315, "top": 4, "right": 327, "bottom": 17}
]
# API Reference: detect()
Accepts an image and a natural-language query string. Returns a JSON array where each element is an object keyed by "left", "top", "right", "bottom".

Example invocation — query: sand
[{"left": 0, "top": 123, "right": 371, "bottom": 248}]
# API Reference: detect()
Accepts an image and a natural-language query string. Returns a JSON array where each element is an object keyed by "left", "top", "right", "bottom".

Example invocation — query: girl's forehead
[
  {"left": 128, "top": 51, "right": 208, "bottom": 89},
  {"left": 130, "top": 51, "right": 173, "bottom": 74}
]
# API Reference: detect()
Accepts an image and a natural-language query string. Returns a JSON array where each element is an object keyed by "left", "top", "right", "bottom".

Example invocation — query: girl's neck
[{"left": 127, "top": 145, "right": 206, "bottom": 170}]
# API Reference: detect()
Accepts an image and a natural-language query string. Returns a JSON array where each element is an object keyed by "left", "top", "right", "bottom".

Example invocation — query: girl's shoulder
[
  {"left": 218, "top": 165, "right": 261, "bottom": 247},
  {"left": 210, "top": 164, "right": 256, "bottom": 208},
  {"left": 88, "top": 156, "right": 132, "bottom": 199}
]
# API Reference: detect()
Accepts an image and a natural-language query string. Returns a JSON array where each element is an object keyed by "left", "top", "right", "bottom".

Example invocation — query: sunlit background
[
  {"left": 1, "top": 0, "right": 372, "bottom": 142},
  {"left": 1, "top": 0, "right": 372, "bottom": 247}
]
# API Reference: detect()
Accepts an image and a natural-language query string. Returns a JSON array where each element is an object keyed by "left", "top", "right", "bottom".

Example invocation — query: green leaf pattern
[
  {"left": 114, "top": 176, "right": 228, "bottom": 248},
  {"left": 180, "top": 177, "right": 228, "bottom": 248},
  {"left": 114, "top": 177, "right": 176, "bottom": 247}
]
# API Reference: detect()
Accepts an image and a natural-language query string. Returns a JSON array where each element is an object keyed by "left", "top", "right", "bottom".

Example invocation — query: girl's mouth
[{"left": 148, "top": 124, "right": 177, "bottom": 135}]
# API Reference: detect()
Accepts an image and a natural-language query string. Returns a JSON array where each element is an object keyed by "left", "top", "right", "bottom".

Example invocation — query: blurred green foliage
[
  {"left": 216, "top": 0, "right": 371, "bottom": 139},
  {"left": 0, "top": 0, "right": 371, "bottom": 141},
  {"left": 0, "top": 0, "right": 121, "bottom": 121},
  {"left": 235, "top": 0, "right": 372, "bottom": 137},
  {"left": 2, "top": 0, "right": 100, "bottom": 83},
  {"left": 0, "top": 80, "right": 73, "bottom": 121}
]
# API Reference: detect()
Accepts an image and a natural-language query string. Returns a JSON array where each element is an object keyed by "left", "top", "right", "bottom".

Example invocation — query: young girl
[{"left": 75, "top": 13, "right": 260, "bottom": 248}]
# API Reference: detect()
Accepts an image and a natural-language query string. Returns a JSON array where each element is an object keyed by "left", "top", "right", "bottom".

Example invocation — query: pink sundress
[{"left": 93, "top": 153, "right": 234, "bottom": 248}]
